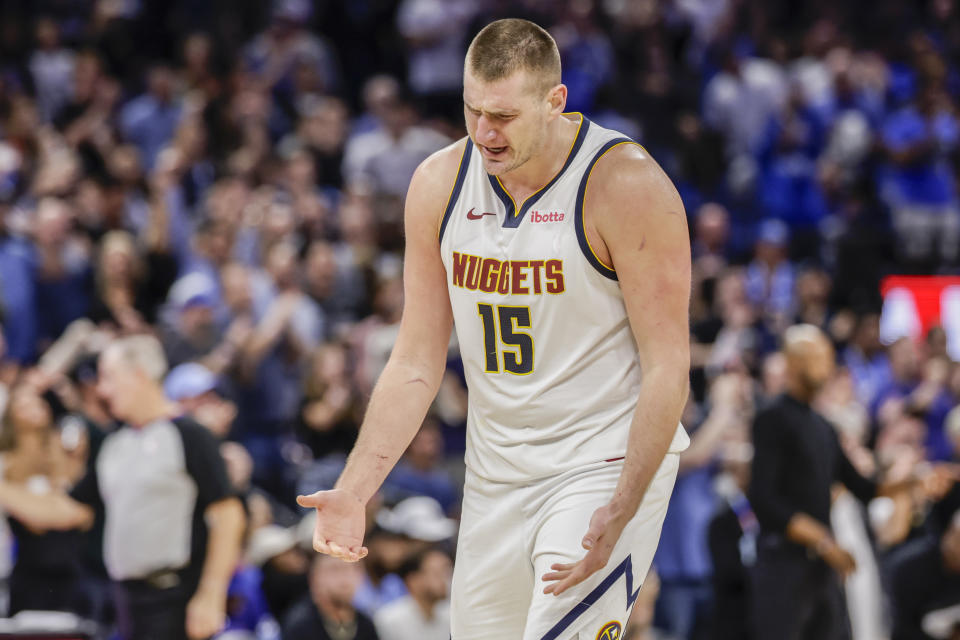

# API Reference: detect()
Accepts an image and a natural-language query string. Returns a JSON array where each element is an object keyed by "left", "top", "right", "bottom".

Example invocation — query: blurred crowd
[{"left": 0, "top": 0, "right": 959, "bottom": 638}]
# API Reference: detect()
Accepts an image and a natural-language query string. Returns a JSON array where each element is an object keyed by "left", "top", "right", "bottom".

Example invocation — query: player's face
[{"left": 463, "top": 68, "right": 553, "bottom": 176}]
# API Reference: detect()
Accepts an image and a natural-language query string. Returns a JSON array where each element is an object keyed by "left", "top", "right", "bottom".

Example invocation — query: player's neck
[{"left": 499, "top": 114, "right": 579, "bottom": 197}]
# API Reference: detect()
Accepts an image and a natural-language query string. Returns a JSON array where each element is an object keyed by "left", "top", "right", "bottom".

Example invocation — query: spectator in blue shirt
[
  {"left": 120, "top": 64, "right": 183, "bottom": 170},
  {"left": 30, "top": 198, "right": 92, "bottom": 348},
  {"left": 0, "top": 234, "right": 37, "bottom": 363},
  {"left": 842, "top": 313, "right": 893, "bottom": 408},
  {"left": 880, "top": 84, "right": 960, "bottom": 266},
  {"left": 745, "top": 220, "right": 796, "bottom": 328},
  {"left": 756, "top": 89, "right": 830, "bottom": 255}
]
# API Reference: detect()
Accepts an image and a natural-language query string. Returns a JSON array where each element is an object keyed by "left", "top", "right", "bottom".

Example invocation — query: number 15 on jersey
[{"left": 477, "top": 303, "right": 534, "bottom": 375}]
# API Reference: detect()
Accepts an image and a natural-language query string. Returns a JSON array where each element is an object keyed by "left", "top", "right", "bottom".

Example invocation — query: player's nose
[{"left": 476, "top": 117, "right": 500, "bottom": 142}]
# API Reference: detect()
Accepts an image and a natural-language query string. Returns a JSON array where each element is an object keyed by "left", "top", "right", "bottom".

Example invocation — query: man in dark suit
[{"left": 748, "top": 325, "right": 879, "bottom": 640}]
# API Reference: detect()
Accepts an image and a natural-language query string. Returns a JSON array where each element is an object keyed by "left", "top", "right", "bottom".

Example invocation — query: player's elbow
[
  {"left": 388, "top": 350, "right": 446, "bottom": 395},
  {"left": 643, "top": 361, "right": 690, "bottom": 406}
]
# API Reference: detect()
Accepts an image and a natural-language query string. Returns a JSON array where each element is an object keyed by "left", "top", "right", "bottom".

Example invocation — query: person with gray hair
[{"left": 0, "top": 334, "right": 245, "bottom": 640}]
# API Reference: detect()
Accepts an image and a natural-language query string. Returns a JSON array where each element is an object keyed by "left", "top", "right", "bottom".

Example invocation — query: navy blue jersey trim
[
  {"left": 539, "top": 554, "right": 643, "bottom": 640},
  {"left": 485, "top": 115, "right": 591, "bottom": 229},
  {"left": 438, "top": 139, "right": 474, "bottom": 242},
  {"left": 487, "top": 170, "right": 515, "bottom": 217},
  {"left": 574, "top": 137, "right": 638, "bottom": 281}
]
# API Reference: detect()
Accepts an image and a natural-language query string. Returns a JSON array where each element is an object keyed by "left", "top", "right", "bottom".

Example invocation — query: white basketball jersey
[{"left": 439, "top": 114, "right": 689, "bottom": 483}]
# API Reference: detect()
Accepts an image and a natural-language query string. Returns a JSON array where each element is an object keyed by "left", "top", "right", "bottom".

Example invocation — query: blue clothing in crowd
[
  {"left": 353, "top": 572, "right": 407, "bottom": 618},
  {"left": 0, "top": 238, "right": 37, "bottom": 363},
  {"left": 654, "top": 465, "right": 718, "bottom": 639},
  {"left": 120, "top": 94, "right": 183, "bottom": 170},
  {"left": 880, "top": 107, "right": 959, "bottom": 206}
]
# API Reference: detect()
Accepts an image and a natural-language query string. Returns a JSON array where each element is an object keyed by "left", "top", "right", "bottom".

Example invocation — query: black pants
[
  {"left": 114, "top": 573, "right": 202, "bottom": 640},
  {"left": 9, "top": 567, "right": 82, "bottom": 615},
  {"left": 750, "top": 540, "right": 851, "bottom": 640}
]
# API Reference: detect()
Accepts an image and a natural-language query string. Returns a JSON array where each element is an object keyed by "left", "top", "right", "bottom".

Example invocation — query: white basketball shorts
[{"left": 450, "top": 452, "right": 679, "bottom": 640}]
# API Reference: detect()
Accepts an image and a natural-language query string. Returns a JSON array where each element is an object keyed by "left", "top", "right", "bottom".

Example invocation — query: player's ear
[{"left": 546, "top": 83, "right": 567, "bottom": 116}]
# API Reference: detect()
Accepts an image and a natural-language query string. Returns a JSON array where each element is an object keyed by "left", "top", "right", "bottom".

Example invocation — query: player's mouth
[{"left": 480, "top": 144, "right": 509, "bottom": 159}]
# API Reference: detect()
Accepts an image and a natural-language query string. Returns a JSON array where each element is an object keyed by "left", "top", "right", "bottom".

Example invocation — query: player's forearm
[
  {"left": 335, "top": 357, "right": 444, "bottom": 503},
  {"left": 196, "top": 497, "right": 245, "bottom": 599},
  {"left": 0, "top": 482, "right": 93, "bottom": 531},
  {"left": 609, "top": 366, "right": 688, "bottom": 519}
]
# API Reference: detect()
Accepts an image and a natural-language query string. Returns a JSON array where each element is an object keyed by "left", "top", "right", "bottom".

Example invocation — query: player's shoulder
[
  {"left": 405, "top": 136, "right": 470, "bottom": 233},
  {"left": 589, "top": 141, "right": 672, "bottom": 199},
  {"left": 410, "top": 136, "right": 471, "bottom": 199},
  {"left": 584, "top": 140, "right": 685, "bottom": 230}
]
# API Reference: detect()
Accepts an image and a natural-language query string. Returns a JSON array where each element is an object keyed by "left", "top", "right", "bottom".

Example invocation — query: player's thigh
[
  {"left": 451, "top": 469, "right": 534, "bottom": 640},
  {"left": 522, "top": 454, "right": 679, "bottom": 640}
]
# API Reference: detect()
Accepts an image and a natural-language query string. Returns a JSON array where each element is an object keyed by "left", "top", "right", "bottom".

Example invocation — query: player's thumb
[
  {"left": 582, "top": 525, "right": 602, "bottom": 550},
  {"left": 582, "top": 508, "right": 609, "bottom": 550},
  {"left": 296, "top": 492, "right": 324, "bottom": 509}
]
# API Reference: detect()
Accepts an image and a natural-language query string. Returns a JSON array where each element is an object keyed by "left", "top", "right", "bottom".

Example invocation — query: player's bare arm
[
  {"left": 296, "top": 139, "right": 466, "bottom": 562},
  {"left": 543, "top": 144, "right": 691, "bottom": 595}
]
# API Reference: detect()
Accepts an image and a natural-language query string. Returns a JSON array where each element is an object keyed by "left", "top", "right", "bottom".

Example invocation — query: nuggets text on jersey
[{"left": 451, "top": 251, "right": 565, "bottom": 294}]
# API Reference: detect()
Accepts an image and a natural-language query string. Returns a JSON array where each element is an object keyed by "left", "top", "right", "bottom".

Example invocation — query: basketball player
[{"left": 297, "top": 19, "right": 691, "bottom": 639}]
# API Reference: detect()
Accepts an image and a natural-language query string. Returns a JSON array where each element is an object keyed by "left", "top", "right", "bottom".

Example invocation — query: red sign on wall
[{"left": 880, "top": 276, "right": 960, "bottom": 359}]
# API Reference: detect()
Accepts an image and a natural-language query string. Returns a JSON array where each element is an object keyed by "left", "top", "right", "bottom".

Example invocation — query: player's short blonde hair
[
  {"left": 106, "top": 334, "right": 168, "bottom": 382},
  {"left": 466, "top": 19, "right": 561, "bottom": 96}
]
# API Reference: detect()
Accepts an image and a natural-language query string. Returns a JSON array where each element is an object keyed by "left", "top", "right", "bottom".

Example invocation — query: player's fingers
[
  {"left": 544, "top": 567, "right": 577, "bottom": 593},
  {"left": 348, "top": 545, "right": 369, "bottom": 561},
  {"left": 550, "top": 562, "right": 576, "bottom": 571},
  {"left": 546, "top": 575, "right": 577, "bottom": 595},
  {"left": 548, "top": 564, "right": 592, "bottom": 596},
  {"left": 541, "top": 570, "right": 572, "bottom": 582},
  {"left": 313, "top": 534, "right": 334, "bottom": 555},
  {"left": 328, "top": 542, "right": 359, "bottom": 562}
]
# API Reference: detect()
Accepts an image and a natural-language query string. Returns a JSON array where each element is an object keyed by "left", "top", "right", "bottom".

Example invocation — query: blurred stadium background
[{"left": 0, "top": 0, "right": 959, "bottom": 638}]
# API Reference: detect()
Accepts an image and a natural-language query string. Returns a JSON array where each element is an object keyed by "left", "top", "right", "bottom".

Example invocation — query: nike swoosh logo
[{"left": 466, "top": 207, "right": 497, "bottom": 220}]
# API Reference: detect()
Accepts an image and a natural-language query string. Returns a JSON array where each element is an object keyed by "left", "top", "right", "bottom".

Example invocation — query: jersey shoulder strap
[
  {"left": 437, "top": 138, "right": 474, "bottom": 242},
  {"left": 573, "top": 135, "right": 640, "bottom": 281}
]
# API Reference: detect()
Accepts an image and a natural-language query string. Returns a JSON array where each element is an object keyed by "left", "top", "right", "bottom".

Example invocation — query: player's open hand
[
  {"left": 296, "top": 488, "right": 369, "bottom": 562},
  {"left": 541, "top": 502, "right": 628, "bottom": 596}
]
